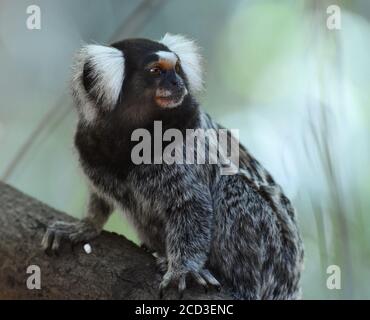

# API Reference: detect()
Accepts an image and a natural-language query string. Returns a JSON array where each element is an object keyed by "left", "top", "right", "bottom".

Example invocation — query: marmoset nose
[
  {"left": 171, "top": 78, "right": 179, "bottom": 86},
  {"left": 166, "top": 70, "right": 179, "bottom": 87}
]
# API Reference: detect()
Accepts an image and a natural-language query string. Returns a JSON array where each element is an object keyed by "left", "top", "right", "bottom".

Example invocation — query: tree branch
[{"left": 0, "top": 181, "right": 229, "bottom": 300}]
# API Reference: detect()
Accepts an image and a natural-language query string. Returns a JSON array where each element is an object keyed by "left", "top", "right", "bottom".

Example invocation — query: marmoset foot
[
  {"left": 159, "top": 267, "right": 221, "bottom": 299},
  {"left": 41, "top": 220, "right": 99, "bottom": 252}
]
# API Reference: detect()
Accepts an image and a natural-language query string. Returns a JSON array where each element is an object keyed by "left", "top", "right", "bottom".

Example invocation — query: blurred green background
[{"left": 0, "top": 0, "right": 369, "bottom": 299}]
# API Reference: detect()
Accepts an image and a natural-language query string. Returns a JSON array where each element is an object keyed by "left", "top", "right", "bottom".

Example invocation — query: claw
[
  {"left": 41, "top": 229, "right": 54, "bottom": 251},
  {"left": 201, "top": 269, "right": 221, "bottom": 288},
  {"left": 158, "top": 271, "right": 172, "bottom": 299},
  {"left": 51, "top": 233, "right": 62, "bottom": 252},
  {"left": 158, "top": 282, "right": 168, "bottom": 300},
  {"left": 158, "top": 287, "right": 164, "bottom": 300},
  {"left": 178, "top": 274, "right": 186, "bottom": 299},
  {"left": 178, "top": 290, "right": 184, "bottom": 300},
  {"left": 69, "top": 232, "right": 80, "bottom": 243},
  {"left": 191, "top": 271, "right": 208, "bottom": 293}
]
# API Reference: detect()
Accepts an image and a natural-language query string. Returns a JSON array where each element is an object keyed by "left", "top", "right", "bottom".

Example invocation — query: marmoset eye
[{"left": 149, "top": 66, "right": 162, "bottom": 75}]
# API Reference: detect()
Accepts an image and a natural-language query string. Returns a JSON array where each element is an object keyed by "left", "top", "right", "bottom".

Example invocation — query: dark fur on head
[{"left": 73, "top": 36, "right": 202, "bottom": 180}]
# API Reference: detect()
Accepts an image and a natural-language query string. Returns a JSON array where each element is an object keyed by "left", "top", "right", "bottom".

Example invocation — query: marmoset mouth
[{"left": 155, "top": 88, "right": 187, "bottom": 108}]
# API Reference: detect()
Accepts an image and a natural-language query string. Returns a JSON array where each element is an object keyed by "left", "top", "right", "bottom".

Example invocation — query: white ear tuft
[
  {"left": 71, "top": 44, "right": 125, "bottom": 123},
  {"left": 160, "top": 33, "right": 203, "bottom": 94}
]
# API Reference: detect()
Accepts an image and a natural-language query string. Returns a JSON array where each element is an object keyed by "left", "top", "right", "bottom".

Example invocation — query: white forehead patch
[
  {"left": 159, "top": 33, "right": 203, "bottom": 93},
  {"left": 155, "top": 51, "right": 178, "bottom": 65},
  {"left": 72, "top": 44, "right": 125, "bottom": 123}
]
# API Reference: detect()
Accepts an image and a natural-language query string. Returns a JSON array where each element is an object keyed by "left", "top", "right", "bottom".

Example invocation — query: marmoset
[{"left": 42, "top": 34, "right": 304, "bottom": 299}]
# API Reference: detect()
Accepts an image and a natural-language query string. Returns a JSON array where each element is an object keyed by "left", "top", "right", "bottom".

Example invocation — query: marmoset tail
[{"left": 42, "top": 33, "right": 304, "bottom": 299}]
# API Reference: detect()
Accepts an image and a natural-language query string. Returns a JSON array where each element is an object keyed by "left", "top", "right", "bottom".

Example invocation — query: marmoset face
[
  {"left": 139, "top": 50, "right": 188, "bottom": 109},
  {"left": 72, "top": 34, "right": 203, "bottom": 123}
]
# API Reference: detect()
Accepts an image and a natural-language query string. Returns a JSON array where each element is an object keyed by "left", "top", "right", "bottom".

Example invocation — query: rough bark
[{"left": 0, "top": 182, "right": 229, "bottom": 300}]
